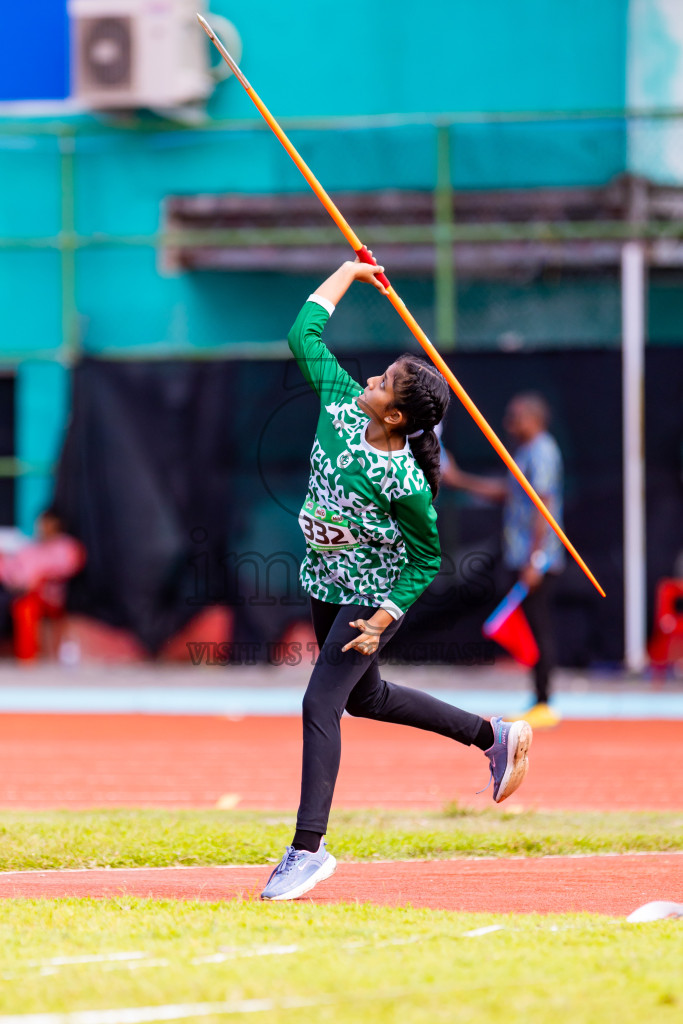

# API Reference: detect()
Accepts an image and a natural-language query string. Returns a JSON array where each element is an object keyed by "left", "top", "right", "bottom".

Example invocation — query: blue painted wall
[
  {"left": 0, "top": 1, "right": 69, "bottom": 101},
  {"left": 0, "top": 0, "right": 630, "bottom": 529}
]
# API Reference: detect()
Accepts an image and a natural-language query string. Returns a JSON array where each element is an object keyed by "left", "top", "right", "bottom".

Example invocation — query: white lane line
[
  {"left": 27, "top": 954, "right": 149, "bottom": 968},
  {"left": 12, "top": 936, "right": 424, "bottom": 976},
  {"left": 8, "top": 934, "right": 459, "bottom": 981},
  {"left": 5, "top": 961, "right": 172, "bottom": 982},
  {"left": 461, "top": 925, "right": 505, "bottom": 937},
  {"left": 346, "top": 936, "right": 423, "bottom": 950},
  {"left": 0, "top": 998, "right": 312, "bottom": 1024},
  {"left": 103, "top": 961, "right": 170, "bottom": 973},
  {"left": 1, "top": 848, "right": 681, "bottom": 880},
  {"left": 0, "top": 866, "right": 261, "bottom": 878},
  {"left": 0, "top": 985, "right": 453, "bottom": 1024},
  {"left": 366, "top": 850, "right": 683, "bottom": 865},
  {"left": 191, "top": 944, "right": 299, "bottom": 964}
]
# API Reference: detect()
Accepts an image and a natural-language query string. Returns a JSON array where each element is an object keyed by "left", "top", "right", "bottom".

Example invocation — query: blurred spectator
[
  {"left": 0, "top": 509, "right": 86, "bottom": 660},
  {"left": 442, "top": 393, "right": 565, "bottom": 728}
]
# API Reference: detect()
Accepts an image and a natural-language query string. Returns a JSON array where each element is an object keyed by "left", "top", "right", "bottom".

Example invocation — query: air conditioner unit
[{"left": 68, "top": 0, "right": 239, "bottom": 108}]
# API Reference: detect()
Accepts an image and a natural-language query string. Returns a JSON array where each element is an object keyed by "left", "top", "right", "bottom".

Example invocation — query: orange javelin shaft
[{"left": 198, "top": 15, "right": 605, "bottom": 598}]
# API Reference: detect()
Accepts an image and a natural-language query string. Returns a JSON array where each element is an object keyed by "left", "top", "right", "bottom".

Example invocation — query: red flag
[{"left": 483, "top": 582, "right": 540, "bottom": 667}]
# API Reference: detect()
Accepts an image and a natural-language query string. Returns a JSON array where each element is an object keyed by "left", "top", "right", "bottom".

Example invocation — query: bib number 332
[{"left": 298, "top": 505, "right": 357, "bottom": 551}]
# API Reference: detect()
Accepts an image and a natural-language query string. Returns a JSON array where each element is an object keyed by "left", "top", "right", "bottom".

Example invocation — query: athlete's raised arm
[{"left": 287, "top": 256, "right": 387, "bottom": 401}]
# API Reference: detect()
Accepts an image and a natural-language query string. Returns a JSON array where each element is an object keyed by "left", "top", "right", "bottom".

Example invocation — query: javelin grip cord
[{"left": 354, "top": 246, "right": 392, "bottom": 290}]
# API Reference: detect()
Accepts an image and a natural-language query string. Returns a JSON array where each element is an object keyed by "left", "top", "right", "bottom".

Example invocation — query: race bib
[{"left": 298, "top": 500, "right": 357, "bottom": 551}]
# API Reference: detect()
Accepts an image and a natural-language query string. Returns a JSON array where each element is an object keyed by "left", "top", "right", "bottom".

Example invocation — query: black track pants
[{"left": 295, "top": 597, "right": 485, "bottom": 834}]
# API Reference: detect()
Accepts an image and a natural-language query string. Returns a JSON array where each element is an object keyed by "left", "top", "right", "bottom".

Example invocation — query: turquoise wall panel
[
  {"left": 648, "top": 279, "right": 683, "bottom": 344},
  {"left": 207, "top": 0, "right": 626, "bottom": 118},
  {"left": 73, "top": 124, "right": 439, "bottom": 239},
  {"left": 457, "top": 278, "right": 621, "bottom": 349},
  {"left": 451, "top": 120, "right": 626, "bottom": 188},
  {"left": 0, "top": 136, "right": 62, "bottom": 237},
  {"left": 16, "top": 361, "right": 70, "bottom": 532},
  {"left": 275, "top": 127, "right": 438, "bottom": 192},
  {"left": 17, "top": 476, "right": 52, "bottom": 536},
  {"left": 75, "top": 251, "right": 434, "bottom": 352},
  {"left": 0, "top": 251, "right": 62, "bottom": 354},
  {"left": 76, "top": 251, "right": 313, "bottom": 350},
  {"left": 74, "top": 131, "right": 278, "bottom": 235}
]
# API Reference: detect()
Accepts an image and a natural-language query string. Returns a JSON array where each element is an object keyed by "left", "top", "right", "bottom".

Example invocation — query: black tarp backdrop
[
  {"left": 53, "top": 359, "right": 237, "bottom": 652},
  {"left": 52, "top": 349, "right": 683, "bottom": 662}
]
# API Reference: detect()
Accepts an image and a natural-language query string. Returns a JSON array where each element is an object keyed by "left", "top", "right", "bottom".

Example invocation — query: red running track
[
  {"left": 0, "top": 715, "right": 678, "bottom": 811},
  {"left": 0, "top": 854, "right": 681, "bottom": 915}
]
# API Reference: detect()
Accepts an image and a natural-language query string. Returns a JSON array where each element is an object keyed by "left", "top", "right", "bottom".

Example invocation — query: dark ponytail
[
  {"left": 391, "top": 355, "right": 450, "bottom": 499},
  {"left": 406, "top": 428, "right": 443, "bottom": 499}
]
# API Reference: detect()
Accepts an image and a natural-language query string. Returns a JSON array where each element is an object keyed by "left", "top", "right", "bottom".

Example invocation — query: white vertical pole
[{"left": 621, "top": 240, "right": 647, "bottom": 673}]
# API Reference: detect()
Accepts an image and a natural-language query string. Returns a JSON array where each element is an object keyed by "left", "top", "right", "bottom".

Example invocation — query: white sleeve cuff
[
  {"left": 380, "top": 599, "right": 404, "bottom": 621},
  {"left": 307, "top": 294, "right": 336, "bottom": 316}
]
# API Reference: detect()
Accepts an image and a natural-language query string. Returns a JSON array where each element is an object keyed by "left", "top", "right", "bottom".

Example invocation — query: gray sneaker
[
  {"left": 483, "top": 716, "right": 533, "bottom": 802},
  {"left": 260, "top": 839, "right": 336, "bottom": 901}
]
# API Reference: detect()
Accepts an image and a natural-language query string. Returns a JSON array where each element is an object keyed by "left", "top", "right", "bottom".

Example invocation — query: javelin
[{"left": 198, "top": 14, "right": 605, "bottom": 598}]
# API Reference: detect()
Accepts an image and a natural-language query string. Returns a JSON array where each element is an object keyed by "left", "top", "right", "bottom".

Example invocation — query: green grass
[
  {"left": 1, "top": 812, "right": 680, "bottom": 1021},
  {"left": 0, "top": 899, "right": 680, "bottom": 1022},
  {"left": 0, "top": 808, "right": 681, "bottom": 871}
]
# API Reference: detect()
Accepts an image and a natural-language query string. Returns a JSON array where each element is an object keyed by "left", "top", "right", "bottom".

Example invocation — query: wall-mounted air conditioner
[{"left": 68, "top": 0, "right": 241, "bottom": 109}]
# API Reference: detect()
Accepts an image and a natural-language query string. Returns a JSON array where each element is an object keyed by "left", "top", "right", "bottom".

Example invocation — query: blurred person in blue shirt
[{"left": 442, "top": 393, "right": 564, "bottom": 728}]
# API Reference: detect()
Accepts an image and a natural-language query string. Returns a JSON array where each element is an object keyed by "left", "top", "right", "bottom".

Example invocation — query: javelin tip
[
  {"left": 197, "top": 12, "right": 250, "bottom": 88},
  {"left": 196, "top": 13, "right": 213, "bottom": 38}
]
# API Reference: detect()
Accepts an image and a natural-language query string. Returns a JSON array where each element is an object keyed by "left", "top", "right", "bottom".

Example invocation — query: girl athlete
[{"left": 261, "top": 258, "right": 532, "bottom": 901}]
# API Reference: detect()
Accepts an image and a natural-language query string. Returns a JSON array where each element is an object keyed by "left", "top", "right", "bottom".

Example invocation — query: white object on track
[{"left": 626, "top": 900, "right": 683, "bottom": 922}]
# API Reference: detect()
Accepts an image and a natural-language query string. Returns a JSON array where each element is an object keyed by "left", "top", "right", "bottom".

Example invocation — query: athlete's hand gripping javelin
[
  {"left": 312, "top": 253, "right": 388, "bottom": 306},
  {"left": 349, "top": 255, "right": 388, "bottom": 293}
]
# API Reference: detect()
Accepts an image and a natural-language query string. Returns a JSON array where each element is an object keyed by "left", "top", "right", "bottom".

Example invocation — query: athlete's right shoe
[
  {"left": 483, "top": 716, "right": 533, "bottom": 803},
  {"left": 260, "top": 839, "right": 336, "bottom": 901}
]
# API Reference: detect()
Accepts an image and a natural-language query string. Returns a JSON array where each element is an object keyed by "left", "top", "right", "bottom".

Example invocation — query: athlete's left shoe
[
  {"left": 260, "top": 839, "right": 336, "bottom": 901},
  {"left": 483, "top": 716, "right": 533, "bottom": 803}
]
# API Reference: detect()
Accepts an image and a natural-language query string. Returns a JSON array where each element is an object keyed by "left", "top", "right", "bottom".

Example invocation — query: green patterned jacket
[{"left": 288, "top": 296, "right": 441, "bottom": 620}]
